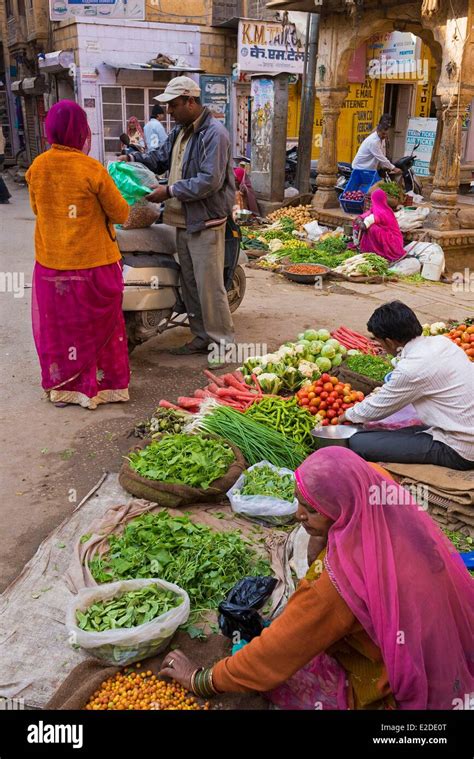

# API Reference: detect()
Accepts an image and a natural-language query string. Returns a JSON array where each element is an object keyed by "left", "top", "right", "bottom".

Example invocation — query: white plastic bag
[
  {"left": 303, "top": 220, "right": 329, "bottom": 241},
  {"left": 227, "top": 461, "right": 298, "bottom": 526},
  {"left": 388, "top": 257, "right": 421, "bottom": 275},
  {"left": 395, "top": 206, "right": 430, "bottom": 231},
  {"left": 67, "top": 578, "right": 190, "bottom": 666}
]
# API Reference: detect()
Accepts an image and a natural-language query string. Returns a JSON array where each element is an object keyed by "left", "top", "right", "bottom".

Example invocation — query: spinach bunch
[
  {"left": 76, "top": 585, "right": 182, "bottom": 632},
  {"left": 127, "top": 434, "right": 234, "bottom": 489}
]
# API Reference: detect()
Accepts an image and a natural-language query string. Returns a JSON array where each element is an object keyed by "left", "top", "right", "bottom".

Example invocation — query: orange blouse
[{"left": 26, "top": 145, "right": 129, "bottom": 270}]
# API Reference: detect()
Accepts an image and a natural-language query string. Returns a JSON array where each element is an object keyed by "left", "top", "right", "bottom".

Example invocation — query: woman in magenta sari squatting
[
  {"left": 26, "top": 100, "right": 131, "bottom": 408},
  {"left": 356, "top": 188, "right": 405, "bottom": 262}
]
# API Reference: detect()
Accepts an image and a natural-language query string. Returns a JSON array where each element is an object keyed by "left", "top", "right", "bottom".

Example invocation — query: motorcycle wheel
[
  {"left": 227, "top": 264, "right": 246, "bottom": 313},
  {"left": 124, "top": 309, "right": 173, "bottom": 354}
]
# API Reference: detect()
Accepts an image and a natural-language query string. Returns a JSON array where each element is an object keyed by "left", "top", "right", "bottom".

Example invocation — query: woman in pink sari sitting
[
  {"left": 356, "top": 188, "right": 405, "bottom": 262},
  {"left": 26, "top": 101, "right": 131, "bottom": 409}
]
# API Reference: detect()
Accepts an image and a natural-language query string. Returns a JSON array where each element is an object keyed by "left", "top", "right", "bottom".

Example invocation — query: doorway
[{"left": 383, "top": 83, "right": 415, "bottom": 159}]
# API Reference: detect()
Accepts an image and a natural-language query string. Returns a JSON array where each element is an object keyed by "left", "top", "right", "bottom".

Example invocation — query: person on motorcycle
[
  {"left": 352, "top": 117, "right": 401, "bottom": 175},
  {"left": 118, "top": 76, "right": 235, "bottom": 358}
]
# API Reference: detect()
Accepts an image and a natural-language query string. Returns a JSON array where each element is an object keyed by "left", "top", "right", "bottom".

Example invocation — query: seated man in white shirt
[
  {"left": 352, "top": 120, "right": 401, "bottom": 175},
  {"left": 144, "top": 104, "right": 168, "bottom": 151},
  {"left": 341, "top": 301, "right": 474, "bottom": 470}
]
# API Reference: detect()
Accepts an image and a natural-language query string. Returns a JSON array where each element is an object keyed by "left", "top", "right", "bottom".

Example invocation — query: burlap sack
[
  {"left": 119, "top": 435, "right": 246, "bottom": 506},
  {"left": 122, "top": 199, "right": 161, "bottom": 229}
]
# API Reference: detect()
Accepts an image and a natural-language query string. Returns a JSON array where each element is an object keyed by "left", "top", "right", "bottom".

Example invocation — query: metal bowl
[
  {"left": 311, "top": 424, "right": 361, "bottom": 447},
  {"left": 283, "top": 265, "right": 331, "bottom": 284}
]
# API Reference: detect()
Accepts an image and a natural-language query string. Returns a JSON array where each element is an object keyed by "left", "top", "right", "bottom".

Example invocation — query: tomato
[
  {"left": 332, "top": 401, "right": 341, "bottom": 410},
  {"left": 323, "top": 382, "right": 334, "bottom": 392},
  {"left": 321, "top": 373, "right": 331, "bottom": 382},
  {"left": 318, "top": 409, "right": 327, "bottom": 418},
  {"left": 356, "top": 391, "right": 365, "bottom": 401},
  {"left": 343, "top": 384, "right": 351, "bottom": 393},
  {"left": 454, "top": 338, "right": 462, "bottom": 345},
  {"left": 334, "top": 383, "right": 344, "bottom": 394},
  {"left": 320, "top": 391, "right": 329, "bottom": 400},
  {"left": 457, "top": 325, "right": 467, "bottom": 332},
  {"left": 461, "top": 332, "right": 470, "bottom": 343},
  {"left": 327, "top": 409, "right": 337, "bottom": 419},
  {"left": 321, "top": 419, "right": 329, "bottom": 426},
  {"left": 467, "top": 326, "right": 474, "bottom": 334},
  {"left": 466, "top": 348, "right": 474, "bottom": 357},
  {"left": 319, "top": 401, "right": 328, "bottom": 410},
  {"left": 309, "top": 406, "right": 319, "bottom": 415},
  {"left": 300, "top": 398, "right": 309, "bottom": 405},
  {"left": 330, "top": 418, "right": 339, "bottom": 425},
  {"left": 330, "top": 376, "right": 338, "bottom": 385},
  {"left": 341, "top": 402, "right": 350, "bottom": 409},
  {"left": 308, "top": 392, "right": 316, "bottom": 399},
  {"left": 310, "top": 398, "right": 320, "bottom": 407},
  {"left": 343, "top": 395, "right": 352, "bottom": 403}
]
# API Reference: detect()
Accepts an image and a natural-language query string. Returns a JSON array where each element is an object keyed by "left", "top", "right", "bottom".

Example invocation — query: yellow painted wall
[{"left": 286, "top": 39, "right": 435, "bottom": 162}]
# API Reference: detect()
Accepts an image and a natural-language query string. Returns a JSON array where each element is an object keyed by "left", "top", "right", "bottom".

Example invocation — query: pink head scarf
[
  {"left": 45, "top": 100, "right": 91, "bottom": 153},
  {"left": 295, "top": 447, "right": 474, "bottom": 709},
  {"left": 364, "top": 188, "right": 398, "bottom": 227}
]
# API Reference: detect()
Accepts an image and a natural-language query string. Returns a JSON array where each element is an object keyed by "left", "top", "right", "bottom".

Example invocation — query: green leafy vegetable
[
  {"left": 127, "top": 434, "right": 234, "bottom": 489},
  {"left": 345, "top": 353, "right": 393, "bottom": 382},
  {"left": 241, "top": 465, "right": 295, "bottom": 503},
  {"left": 89, "top": 511, "right": 271, "bottom": 629},
  {"left": 76, "top": 584, "right": 183, "bottom": 632}
]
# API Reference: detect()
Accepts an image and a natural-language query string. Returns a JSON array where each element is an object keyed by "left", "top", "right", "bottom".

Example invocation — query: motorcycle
[
  {"left": 285, "top": 147, "right": 351, "bottom": 194},
  {"left": 385, "top": 141, "right": 423, "bottom": 196},
  {"left": 116, "top": 218, "right": 247, "bottom": 353}
]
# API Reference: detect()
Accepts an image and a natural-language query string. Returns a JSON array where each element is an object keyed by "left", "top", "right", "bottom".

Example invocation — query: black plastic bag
[{"left": 218, "top": 576, "right": 277, "bottom": 642}]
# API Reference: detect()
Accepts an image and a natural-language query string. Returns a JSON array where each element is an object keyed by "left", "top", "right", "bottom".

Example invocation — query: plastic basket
[{"left": 339, "top": 169, "right": 380, "bottom": 215}]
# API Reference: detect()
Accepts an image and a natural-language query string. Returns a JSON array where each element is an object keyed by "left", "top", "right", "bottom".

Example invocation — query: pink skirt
[{"left": 32, "top": 261, "right": 130, "bottom": 409}]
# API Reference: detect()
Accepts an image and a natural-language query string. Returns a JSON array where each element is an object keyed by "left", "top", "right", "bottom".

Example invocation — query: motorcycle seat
[{"left": 115, "top": 224, "right": 177, "bottom": 254}]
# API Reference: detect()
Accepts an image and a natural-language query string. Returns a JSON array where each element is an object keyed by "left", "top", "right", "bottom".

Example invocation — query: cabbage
[
  {"left": 317, "top": 329, "right": 331, "bottom": 342},
  {"left": 303, "top": 329, "right": 320, "bottom": 341},
  {"left": 315, "top": 356, "right": 332, "bottom": 372},
  {"left": 331, "top": 353, "right": 343, "bottom": 367},
  {"left": 347, "top": 349, "right": 361, "bottom": 356},
  {"left": 338, "top": 344, "right": 347, "bottom": 356},
  {"left": 296, "top": 339, "right": 311, "bottom": 348},
  {"left": 297, "top": 332, "right": 306, "bottom": 341},
  {"left": 321, "top": 344, "right": 336, "bottom": 359},
  {"left": 308, "top": 340, "right": 323, "bottom": 355},
  {"left": 325, "top": 339, "right": 341, "bottom": 351}
]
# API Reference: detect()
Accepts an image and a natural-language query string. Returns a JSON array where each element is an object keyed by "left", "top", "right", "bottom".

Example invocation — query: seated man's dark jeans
[{"left": 348, "top": 425, "right": 474, "bottom": 470}]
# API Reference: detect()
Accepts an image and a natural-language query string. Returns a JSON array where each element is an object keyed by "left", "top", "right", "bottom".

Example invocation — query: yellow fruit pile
[{"left": 84, "top": 664, "right": 210, "bottom": 711}]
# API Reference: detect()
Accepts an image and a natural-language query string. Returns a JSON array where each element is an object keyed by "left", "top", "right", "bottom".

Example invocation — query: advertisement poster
[
  {"left": 238, "top": 20, "right": 306, "bottom": 75},
  {"left": 404, "top": 117, "right": 438, "bottom": 176},
  {"left": 250, "top": 77, "right": 273, "bottom": 174},
  {"left": 200, "top": 75, "right": 231, "bottom": 132},
  {"left": 50, "top": 0, "right": 144, "bottom": 21}
]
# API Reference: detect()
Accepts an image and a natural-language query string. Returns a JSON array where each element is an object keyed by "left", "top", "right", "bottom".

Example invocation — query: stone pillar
[
  {"left": 422, "top": 95, "right": 443, "bottom": 200},
  {"left": 250, "top": 73, "right": 289, "bottom": 204},
  {"left": 312, "top": 87, "right": 348, "bottom": 209},
  {"left": 427, "top": 92, "right": 471, "bottom": 229}
]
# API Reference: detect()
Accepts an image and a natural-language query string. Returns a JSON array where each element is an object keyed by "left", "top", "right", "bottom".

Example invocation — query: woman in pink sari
[
  {"left": 156, "top": 448, "right": 474, "bottom": 710},
  {"left": 356, "top": 187, "right": 405, "bottom": 262},
  {"left": 26, "top": 101, "right": 131, "bottom": 408}
]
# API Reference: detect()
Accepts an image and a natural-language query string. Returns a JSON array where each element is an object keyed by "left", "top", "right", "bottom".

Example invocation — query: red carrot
[
  {"left": 177, "top": 397, "right": 201, "bottom": 409},
  {"left": 233, "top": 369, "right": 245, "bottom": 383},
  {"left": 222, "top": 373, "right": 248, "bottom": 391},
  {"left": 203, "top": 370, "right": 225, "bottom": 387},
  {"left": 158, "top": 400, "right": 182, "bottom": 411}
]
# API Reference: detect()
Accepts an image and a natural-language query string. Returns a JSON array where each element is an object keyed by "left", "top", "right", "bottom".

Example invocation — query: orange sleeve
[
  {"left": 94, "top": 166, "right": 130, "bottom": 225},
  {"left": 213, "top": 572, "right": 356, "bottom": 694},
  {"left": 25, "top": 167, "right": 38, "bottom": 215},
  {"left": 368, "top": 462, "right": 393, "bottom": 480}
]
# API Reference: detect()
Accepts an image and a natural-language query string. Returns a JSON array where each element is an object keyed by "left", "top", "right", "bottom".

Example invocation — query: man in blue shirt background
[{"left": 144, "top": 104, "right": 168, "bottom": 150}]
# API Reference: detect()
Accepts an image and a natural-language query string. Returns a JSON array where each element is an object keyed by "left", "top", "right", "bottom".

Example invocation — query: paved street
[{"left": 0, "top": 175, "right": 473, "bottom": 592}]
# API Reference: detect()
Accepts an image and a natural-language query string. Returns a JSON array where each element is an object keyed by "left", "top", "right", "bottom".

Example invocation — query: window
[
  {"left": 17, "top": 0, "right": 26, "bottom": 15},
  {"left": 101, "top": 86, "right": 123, "bottom": 156},
  {"left": 101, "top": 84, "right": 175, "bottom": 160},
  {"left": 5, "top": 0, "right": 13, "bottom": 16}
]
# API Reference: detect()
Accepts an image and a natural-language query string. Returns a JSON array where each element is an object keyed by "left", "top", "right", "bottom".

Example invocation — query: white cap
[{"left": 154, "top": 76, "right": 201, "bottom": 103}]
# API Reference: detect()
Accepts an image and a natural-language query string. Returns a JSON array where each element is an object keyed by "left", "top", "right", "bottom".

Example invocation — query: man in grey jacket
[{"left": 120, "top": 76, "right": 235, "bottom": 356}]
